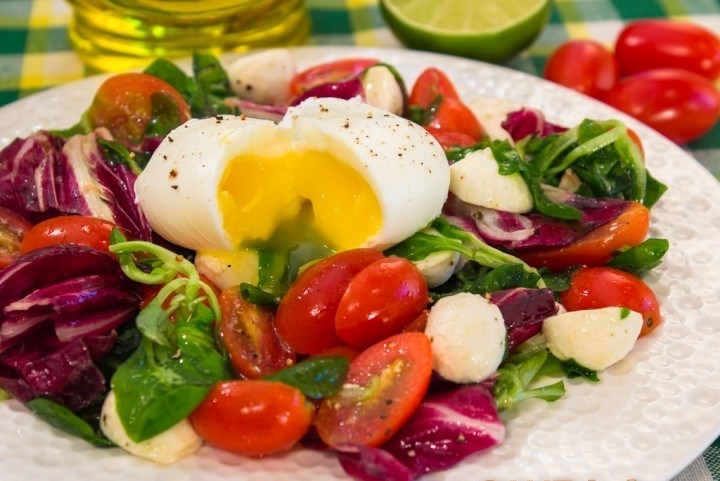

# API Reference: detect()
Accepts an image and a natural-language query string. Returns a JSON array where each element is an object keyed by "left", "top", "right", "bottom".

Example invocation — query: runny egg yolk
[{"left": 218, "top": 149, "right": 382, "bottom": 252}]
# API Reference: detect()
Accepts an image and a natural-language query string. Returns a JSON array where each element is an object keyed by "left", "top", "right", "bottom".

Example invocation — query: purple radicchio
[
  {"left": 443, "top": 191, "right": 630, "bottom": 252},
  {"left": 0, "top": 244, "right": 140, "bottom": 410},
  {"left": 0, "top": 130, "right": 151, "bottom": 240},
  {"left": 501, "top": 107, "right": 568, "bottom": 142},
  {"left": 338, "top": 384, "right": 505, "bottom": 480},
  {"left": 490, "top": 287, "right": 558, "bottom": 351}
]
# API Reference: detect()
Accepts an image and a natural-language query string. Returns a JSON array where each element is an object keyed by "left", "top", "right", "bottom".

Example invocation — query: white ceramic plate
[{"left": 1, "top": 46, "right": 719, "bottom": 481}]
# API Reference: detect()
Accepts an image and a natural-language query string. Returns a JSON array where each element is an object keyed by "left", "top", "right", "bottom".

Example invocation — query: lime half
[{"left": 380, "top": 0, "right": 551, "bottom": 63}]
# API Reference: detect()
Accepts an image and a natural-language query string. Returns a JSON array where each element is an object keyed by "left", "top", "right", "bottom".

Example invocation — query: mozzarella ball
[
  {"left": 362, "top": 65, "right": 405, "bottom": 116},
  {"left": 135, "top": 97, "right": 449, "bottom": 288},
  {"left": 226, "top": 48, "right": 296, "bottom": 106},
  {"left": 100, "top": 391, "right": 202, "bottom": 464},
  {"left": 409, "top": 228, "right": 461, "bottom": 288},
  {"left": 449, "top": 147, "right": 533, "bottom": 213},
  {"left": 425, "top": 292, "right": 507, "bottom": 383},
  {"left": 542, "top": 307, "right": 643, "bottom": 371}
]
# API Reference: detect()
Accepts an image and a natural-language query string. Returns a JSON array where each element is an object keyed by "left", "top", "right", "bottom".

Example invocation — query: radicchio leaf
[
  {"left": 490, "top": 287, "right": 558, "bottom": 351},
  {"left": 339, "top": 384, "right": 505, "bottom": 480},
  {"left": 443, "top": 192, "right": 629, "bottom": 251},
  {"left": 289, "top": 76, "right": 364, "bottom": 106},
  {"left": 0, "top": 131, "right": 151, "bottom": 240},
  {"left": 501, "top": 107, "right": 567, "bottom": 141},
  {"left": 0, "top": 244, "right": 140, "bottom": 410}
]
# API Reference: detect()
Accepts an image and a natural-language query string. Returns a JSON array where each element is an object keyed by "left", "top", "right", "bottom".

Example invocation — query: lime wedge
[{"left": 380, "top": 0, "right": 551, "bottom": 63}]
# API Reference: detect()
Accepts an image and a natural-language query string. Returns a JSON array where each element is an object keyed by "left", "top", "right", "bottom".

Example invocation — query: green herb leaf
[
  {"left": 265, "top": 356, "right": 350, "bottom": 399},
  {"left": 26, "top": 398, "right": 115, "bottom": 448},
  {"left": 607, "top": 238, "right": 670, "bottom": 276},
  {"left": 493, "top": 348, "right": 566, "bottom": 411}
]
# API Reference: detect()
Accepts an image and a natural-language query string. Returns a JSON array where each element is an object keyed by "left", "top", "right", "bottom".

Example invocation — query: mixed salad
[{"left": 0, "top": 49, "right": 669, "bottom": 479}]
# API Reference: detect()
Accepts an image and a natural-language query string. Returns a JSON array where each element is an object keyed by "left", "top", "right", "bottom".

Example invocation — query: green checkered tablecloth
[{"left": 0, "top": 1, "right": 719, "bottom": 480}]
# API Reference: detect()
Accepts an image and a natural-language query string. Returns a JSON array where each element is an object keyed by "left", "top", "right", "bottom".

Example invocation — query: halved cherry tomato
[
  {"left": 518, "top": 201, "right": 650, "bottom": 272},
  {"left": 20, "top": 215, "right": 116, "bottom": 254},
  {"left": 218, "top": 286, "right": 296, "bottom": 379},
  {"left": 544, "top": 39, "right": 619, "bottom": 99},
  {"left": 0, "top": 206, "right": 32, "bottom": 269},
  {"left": 424, "top": 126, "right": 478, "bottom": 151},
  {"left": 604, "top": 68, "right": 720, "bottom": 144},
  {"left": 560, "top": 266, "right": 661, "bottom": 337},
  {"left": 275, "top": 248, "right": 384, "bottom": 355},
  {"left": 87, "top": 72, "right": 191, "bottom": 147},
  {"left": 335, "top": 256, "right": 429, "bottom": 349},
  {"left": 290, "top": 58, "right": 379, "bottom": 96},
  {"left": 189, "top": 380, "right": 315, "bottom": 457},
  {"left": 615, "top": 19, "right": 720, "bottom": 80},
  {"left": 314, "top": 331, "right": 433, "bottom": 448},
  {"left": 409, "top": 67, "right": 462, "bottom": 105},
  {"left": 409, "top": 68, "right": 484, "bottom": 141}
]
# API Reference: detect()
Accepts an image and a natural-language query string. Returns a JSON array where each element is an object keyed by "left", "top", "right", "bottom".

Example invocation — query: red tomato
[
  {"left": 0, "top": 206, "right": 32, "bottom": 269},
  {"left": 290, "top": 58, "right": 379, "bottom": 95},
  {"left": 189, "top": 380, "right": 314, "bottom": 457},
  {"left": 20, "top": 215, "right": 116, "bottom": 254},
  {"left": 218, "top": 286, "right": 296, "bottom": 379},
  {"left": 519, "top": 201, "right": 650, "bottom": 272},
  {"left": 335, "top": 257, "right": 429, "bottom": 349},
  {"left": 544, "top": 39, "right": 619, "bottom": 99},
  {"left": 409, "top": 68, "right": 484, "bottom": 140},
  {"left": 560, "top": 266, "right": 661, "bottom": 337},
  {"left": 604, "top": 68, "right": 720, "bottom": 144},
  {"left": 275, "top": 248, "right": 384, "bottom": 355},
  {"left": 87, "top": 72, "right": 191, "bottom": 146},
  {"left": 615, "top": 19, "right": 720, "bottom": 80},
  {"left": 423, "top": 126, "right": 478, "bottom": 151},
  {"left": 314, "top": 332, "right": 433, "bottom": 448},
  {"left": 409, "top": 67, "right": 463, "bottom": 105}
]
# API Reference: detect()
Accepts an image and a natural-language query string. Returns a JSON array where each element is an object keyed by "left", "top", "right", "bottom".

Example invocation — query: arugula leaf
[{"left": 265, "top": 356, "right": 350, "bottom": 399}]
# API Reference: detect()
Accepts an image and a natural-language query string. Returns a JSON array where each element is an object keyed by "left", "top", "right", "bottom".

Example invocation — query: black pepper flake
[
  {"left": 343, "top": 121, "right": 350, "bottom": 129},
  {"left": 168, "top": 136, "right": 174, "bottom": 142},
  {"left": 171, "top": 185, "right": 179, "bottom": 190},
  {"left": 169, "top": 169, "right": 178, "bottom": 178}
]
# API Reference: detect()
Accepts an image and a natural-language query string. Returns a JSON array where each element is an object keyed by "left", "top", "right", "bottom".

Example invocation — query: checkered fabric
[{"left": 0, "top": 2, "right": 719, "bottom": 479}]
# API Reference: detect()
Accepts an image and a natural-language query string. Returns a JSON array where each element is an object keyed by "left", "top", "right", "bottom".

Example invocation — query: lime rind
[{"left": 380, "top": 0, "right": 551, "bottom": 63}]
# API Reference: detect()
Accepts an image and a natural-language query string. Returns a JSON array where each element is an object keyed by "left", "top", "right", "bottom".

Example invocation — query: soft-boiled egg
[{"left": 135, "top": 97, "right": 450, "bottom": 289}]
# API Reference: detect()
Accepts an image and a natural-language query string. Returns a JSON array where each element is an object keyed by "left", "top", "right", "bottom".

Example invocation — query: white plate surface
[{"left": 0, "top": 46, "right": 719, "bottom": 481}]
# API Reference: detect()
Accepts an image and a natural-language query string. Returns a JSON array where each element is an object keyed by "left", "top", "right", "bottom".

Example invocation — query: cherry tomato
[
  {"left": 87, "top": 72, "right": 191, "bottom": 147},
  {"left": 290, "top": 58, "right": 379, "bottom": 96},
  {"left": 189, "top": 380, "right": 314, "bottom": 457},
  {"left": 615, "top": 19, "right": 720, "bottom": 80},
  {"left": 604, "top": 68, "right": 720, "bottom": 144},
  {"left": 409, "top": 68, "right": 484, "bottom": 140},
  {"left": 335, "top": 257, "right": 429, "bottom": 349},
  {"left": 423, "top": 126, "right": 478, "bottom": 151},
  {"left": 0, "top": 206, "right": 32, "bottom": 269},
  {"left": 409, "top": 67, "right": 463, "bottom": 105},
  {"left": 560, "top": 266, "right": 661, "bottom": 337},
  {"left": 275, "top": 248, "right": 384, "bottom": 355},
  {"left": 315, "top": 331, "right": 433, "bottom": 448},
  {"left": 518, "top": 201, "right": 650, "bottom": 272},
  {"left": 20, "top": 215, "right": 116, "bottom": 254},
  {"left": 218, "top": 286, "right": 296, "bottom": 379},
  {"left": 544, "top": 39, "right": 619, "bottom": 99}
]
